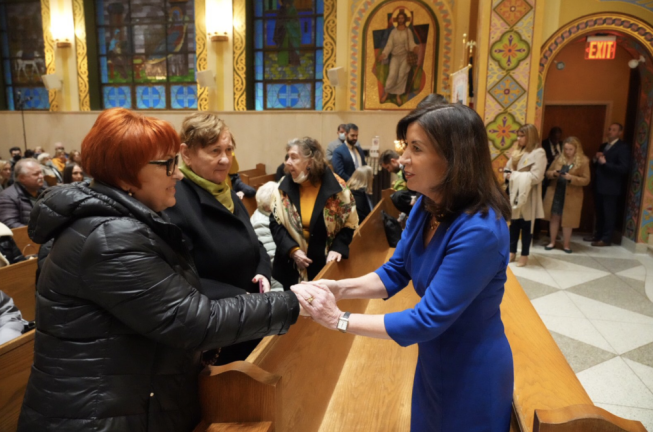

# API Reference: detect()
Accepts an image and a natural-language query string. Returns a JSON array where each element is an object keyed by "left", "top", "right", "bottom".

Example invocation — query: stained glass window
[
  {"left": 0, "top": 0, "right": 49, "bottom": 110},
  {"left": 95, "top": 0, "right": 197, "bottom": 110},
  {"left": 253, "top": 0, "right": 324, "bottom": 110}
]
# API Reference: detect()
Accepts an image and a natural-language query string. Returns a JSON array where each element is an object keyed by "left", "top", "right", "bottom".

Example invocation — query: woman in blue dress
[{"left": 291, "top": 104, "right": 514, "bottom": 431}]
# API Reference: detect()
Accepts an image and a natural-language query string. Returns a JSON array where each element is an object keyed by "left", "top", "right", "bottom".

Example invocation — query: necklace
[{"left": 429, "top": 215, "right": 439, "bottom": 231}]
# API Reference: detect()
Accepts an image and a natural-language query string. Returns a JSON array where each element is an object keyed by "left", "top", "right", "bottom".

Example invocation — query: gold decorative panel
[
  {"left": 195, "top": 0, "right": 209, "bottom": 111},
  {"left": 72, "top": 0, "right": 90, "bottom": 111},
  {"left": 40, "top": 0, "right": 59, "bottom": 112},
  {"left": 233, "top": 0, "right": 247, "bottom": 111},
  {"left": 322, "top": 0, "right": 336, "bottom": 111}
]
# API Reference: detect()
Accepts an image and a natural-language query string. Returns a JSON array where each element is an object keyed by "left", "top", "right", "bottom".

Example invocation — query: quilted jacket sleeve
[{"left": 78, "top": 218, "right": 299, "bottom": 351}]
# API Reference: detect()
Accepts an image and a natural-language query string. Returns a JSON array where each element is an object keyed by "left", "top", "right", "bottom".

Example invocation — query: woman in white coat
[{"left": 504, "top": 124, "right": 546, "bottom": 267}]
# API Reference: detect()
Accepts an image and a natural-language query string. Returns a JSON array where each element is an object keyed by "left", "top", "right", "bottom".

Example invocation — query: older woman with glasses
[
  {"left": 18, "top": 108, "right": 299, "bottom": 432},
  {"left": 164, "top": 112, "right": 274, "bottom": 365}
]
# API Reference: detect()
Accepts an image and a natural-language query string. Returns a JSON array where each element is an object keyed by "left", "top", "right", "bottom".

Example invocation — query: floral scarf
[{"left": 271, "top": 175, "right": 358, "bottom": 282}]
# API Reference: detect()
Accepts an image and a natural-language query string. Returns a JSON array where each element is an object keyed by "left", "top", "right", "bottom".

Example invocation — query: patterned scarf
[{"left": 271, "top": 175, "right": 358, "bottom": 282}]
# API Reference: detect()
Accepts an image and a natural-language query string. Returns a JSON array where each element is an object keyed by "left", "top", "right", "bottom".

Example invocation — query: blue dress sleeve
[
  {"left": 375, "top": 197, "right": 423, "bottom": 298},
  {"left": 384, "top": 221, "right": 503, "bottom": 347}
]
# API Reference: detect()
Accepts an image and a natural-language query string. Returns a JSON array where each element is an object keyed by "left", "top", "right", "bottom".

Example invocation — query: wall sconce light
[
  {"left": 55, "top": 39, "right": 72, "bottom": 48},
  {"left": 209, "top": 32, "right": 229, "bottom": 42},
  {"left": 554, "top": 61, "right": 565, "bottom": 70},
  {"left": 629, "top": 55, "right": 646, "bottom": 69}
]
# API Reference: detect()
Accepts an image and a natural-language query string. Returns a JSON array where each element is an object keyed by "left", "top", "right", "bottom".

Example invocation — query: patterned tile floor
[{"left": 510, "top": 234, "right": 653, "bottom": 430}]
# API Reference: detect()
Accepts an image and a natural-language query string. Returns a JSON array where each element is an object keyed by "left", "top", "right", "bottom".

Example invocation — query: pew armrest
[
  {"left": 534, "top": 405, "right": 648, "bottom": 432},
  {"left": 198, "top": 361, "right": 281, "bottom": 427}
]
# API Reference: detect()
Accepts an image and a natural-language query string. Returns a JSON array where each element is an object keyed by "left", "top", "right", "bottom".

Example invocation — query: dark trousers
[
  {"left": 594, "top": 193, "right": 619, "bottom": 243},
  {"left": 510, "top": 219, "right": 533, "bottom": 256}
]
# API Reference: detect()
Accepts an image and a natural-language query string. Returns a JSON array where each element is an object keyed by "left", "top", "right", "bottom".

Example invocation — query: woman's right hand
[{"left": 292, "top": 249, "right": 313, "bottom": 269}]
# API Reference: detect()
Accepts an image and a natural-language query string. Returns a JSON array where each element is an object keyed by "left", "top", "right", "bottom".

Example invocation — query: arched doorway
[{"left": 536, "top": 13, "right": 653, "bottom": 245}]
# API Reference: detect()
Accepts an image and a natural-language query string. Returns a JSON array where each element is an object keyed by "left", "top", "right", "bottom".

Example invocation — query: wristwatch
[{"left": 337, "top": 312, "right": 351, "bottom": 333}]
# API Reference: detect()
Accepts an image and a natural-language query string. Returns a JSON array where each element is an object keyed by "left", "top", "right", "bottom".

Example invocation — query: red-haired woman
[{"left": 17, "top": 108, "right": 300, "bottom": 432}]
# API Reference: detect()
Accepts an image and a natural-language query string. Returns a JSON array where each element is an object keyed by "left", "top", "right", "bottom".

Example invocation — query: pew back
[
  {"left": 0, "top": 330, "right": 34, "bottom": 432},
  {"left": 1, "top": 259, "right": 37, "bottom": 322},
  {"left": 239, "top": 164, "right": 267, "bottom": 186},
  {"left": 10, "top": 226, "right": 39, "bottom": 256}
]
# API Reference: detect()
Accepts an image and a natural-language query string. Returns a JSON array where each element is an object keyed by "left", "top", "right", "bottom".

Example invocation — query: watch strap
[{"left": 338, "top": 312, "right": 351, "bottom": 333}]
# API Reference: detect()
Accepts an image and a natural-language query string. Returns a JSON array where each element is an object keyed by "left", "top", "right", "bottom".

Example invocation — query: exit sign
[{"left": 585, "top": 36, "right": 617, "bottom": 60}]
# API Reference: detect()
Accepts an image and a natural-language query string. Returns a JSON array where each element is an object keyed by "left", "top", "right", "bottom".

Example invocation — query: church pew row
[
  {"left": 193, "top": 191, "right": 646, "bottom": 432},
  {"left": 239, "top": 164, "right": 267, "bottom": 186},
  {"left": 0, "top": 258, "right": 37, "bottom": 432},
  {"left": 10, "top": 226, "right": 40, "bottom": 257}
]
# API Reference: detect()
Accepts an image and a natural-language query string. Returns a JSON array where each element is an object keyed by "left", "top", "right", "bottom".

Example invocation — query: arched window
[
  {"left": 0, "top": 0, "right": 49, "bottom": 110},
  {"left": 95, "top": 0, "right": 197, "bottom": 110},
  {"left": 253, "top": 0, "right": 324, "bottom": 110}
]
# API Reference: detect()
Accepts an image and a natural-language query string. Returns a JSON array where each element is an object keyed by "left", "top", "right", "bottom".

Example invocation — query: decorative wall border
[
  {"left": 233, "top": 0, "right": 246, "bottom": 111},
  {"left": 349, "top": 0, "right": 453, "bottom": 111},
  {"left": 322, "top": 0, "right": 336, "bottom": 110},
  {"left": 536, "top": 13, "right": 653, "bottom": 243},
  {"left": 195, "top": 0, "right": 209, "bottom": 111},
  {"left": 72, "top": 0, "right": 90, "bottom": 111},
  {"left": 40, "top": 0, "right": 59, "bottom": 112},
  {"left": 483, "top": 0, "right": 537, "bottom": 175}
]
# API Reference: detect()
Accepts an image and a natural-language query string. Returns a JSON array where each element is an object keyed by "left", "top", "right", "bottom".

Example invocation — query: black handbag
[{"left": 381, "top": 210, "right": 402, "bottom": 247}]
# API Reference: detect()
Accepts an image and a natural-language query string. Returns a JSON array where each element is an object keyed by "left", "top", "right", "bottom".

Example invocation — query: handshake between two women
[{"left": 290, "top": 280, "right": 344, "bottom": 330}]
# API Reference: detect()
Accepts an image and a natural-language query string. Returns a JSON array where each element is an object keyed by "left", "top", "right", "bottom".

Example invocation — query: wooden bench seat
[{"left": 1, "top": 259, "right": 37, "bottom": 322}]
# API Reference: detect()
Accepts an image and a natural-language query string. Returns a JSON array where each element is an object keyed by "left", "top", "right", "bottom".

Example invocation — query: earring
[{"left": 125, "top": 189, "right": 133, "bottom": 197}]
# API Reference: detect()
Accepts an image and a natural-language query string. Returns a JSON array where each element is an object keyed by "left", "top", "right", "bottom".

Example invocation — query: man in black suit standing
[{"left": 584, "top": 123, "right": 631, "bottom": 246}]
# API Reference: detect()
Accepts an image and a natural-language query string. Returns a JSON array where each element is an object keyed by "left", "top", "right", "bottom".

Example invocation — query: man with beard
[{"left": 332, "top": 123, "right": 366, "bottom": 181}]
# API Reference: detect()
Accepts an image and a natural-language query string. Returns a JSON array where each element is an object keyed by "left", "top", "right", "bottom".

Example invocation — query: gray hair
[
  {"left": 37, "top": 153, "right": 51, "bottom": 163},
  {"left": 285, "top": 136, "right": 326, "bottom": 184},
  {"left": 255, "top": 181, "right": 279, "bottom": 212},
  {"left": 14, "top": 158, "right": 40, "bottom": 177}
]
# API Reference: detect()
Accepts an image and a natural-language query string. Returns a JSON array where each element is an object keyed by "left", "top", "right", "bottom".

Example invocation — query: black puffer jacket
[{"left": 18, "top": 181, "right": 299, "bottom": 432}]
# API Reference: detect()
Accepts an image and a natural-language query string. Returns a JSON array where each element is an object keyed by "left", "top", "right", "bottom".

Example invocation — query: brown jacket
[{"left": 543, "top": 155, "right": 591, "bottom": 228}]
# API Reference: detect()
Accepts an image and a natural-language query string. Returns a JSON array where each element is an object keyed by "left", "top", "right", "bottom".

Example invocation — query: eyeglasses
[{"left": 148, "top": 155, "right": 179, "bottom": 176}]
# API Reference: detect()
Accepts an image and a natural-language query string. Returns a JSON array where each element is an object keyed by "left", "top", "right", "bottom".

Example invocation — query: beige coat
[
  {"left": 505, "top": 148, "right": 546, "bottom": 223},
  {"left": 543, "top": 155, "right": 591, "bottom": 228}
]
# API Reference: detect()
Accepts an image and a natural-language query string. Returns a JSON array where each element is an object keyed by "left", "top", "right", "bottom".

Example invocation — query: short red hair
[{"left": 82, "top": 108, "right": 180, "bottom": 188}]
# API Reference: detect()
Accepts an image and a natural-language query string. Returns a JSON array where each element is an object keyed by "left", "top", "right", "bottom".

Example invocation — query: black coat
[
  {"left": 351, "top": 188, "right": 373, "bottom": 223},
  {"left": 165, "top": 178, "right": 271, "bottom": 364},
  {"left": 0, "top": 182, "right": 46, "bottom": 228},
  {"left": 542, "top": 139, "right": 561, "bottom": 170},
  {"left": 270, "top": 169, "right": 355, "bottom": 289},
  {"left": 594, "top": 139, "right": 631, "bottom": 196},
  {"left": 18, "top": 181, "right": 299, "bottom": 432},
  {"left": 165, "top": 178, "right": 270, "bottom": 298},
  {"left": 0, "top": 235, "right": 26, "bottom": 265}
]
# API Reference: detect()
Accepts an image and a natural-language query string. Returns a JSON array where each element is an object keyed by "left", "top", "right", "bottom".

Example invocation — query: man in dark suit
[
  {"left": 583, "top": 123, "right": 631, "bottom": 246},
  {"left": 332, "top": 123, "right": 366, "bottom": 181}
]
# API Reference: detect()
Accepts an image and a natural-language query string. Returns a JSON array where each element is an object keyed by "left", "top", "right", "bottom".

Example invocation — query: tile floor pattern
[{"left": 510, "top": 234, "right": 653, "bottom": 430}]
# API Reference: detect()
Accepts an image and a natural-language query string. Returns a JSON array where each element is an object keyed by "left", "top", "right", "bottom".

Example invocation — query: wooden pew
[
  {"left": 248, "top": 174, "right": 276, "bottom": 190},
  {"left": 1, "top": 259, "right": 37, "bottom": 322},
  {"left": 239, "top": 164, "right": 267, "bottom": 186},
  {"left": 194, "top": 190, "right": 645, "bottom": 432},
  {"left": 0, "top": 331, "right": 34, "bottom": 432},
  {"left": 10, "top": 226, "right": 40, "bottom": 257},
  {"left": 502, "top": 267, "right": 646, "bottom": 432}
]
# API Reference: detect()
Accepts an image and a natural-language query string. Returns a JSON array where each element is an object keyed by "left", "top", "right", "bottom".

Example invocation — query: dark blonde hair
[
  {"left": 347, "top": 166, "right": 373, "bottom": 194},
  {"left": 179, "top": 112, "right": 229, "bottom": 151},
  {"left": 511, "top": 123, "right": 541, "bottom": 170},
  {"left": 286, "top": 137, "right": 326, "bottom": 185}
]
